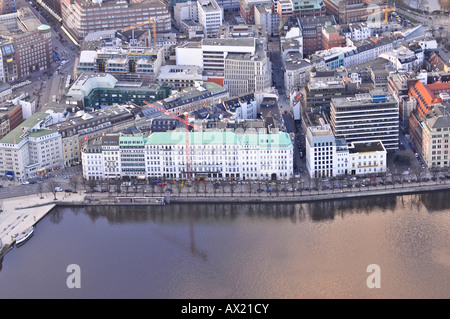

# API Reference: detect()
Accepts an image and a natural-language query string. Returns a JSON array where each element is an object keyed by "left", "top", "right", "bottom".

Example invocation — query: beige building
[
  {"left": 61, "top": 0, "right": 171, "bottom": 42},
  {"left": 0, "top": 8, "right": 52, "bottom": 81},
  {"left": 46, "top": 104, "right": 140, "bottom": 167},
  {"left": 421, "top": 103, "right": 450, "bottom": 168},
  {"left": 0, "top": 113, "right": 63, "bottom": 181}
]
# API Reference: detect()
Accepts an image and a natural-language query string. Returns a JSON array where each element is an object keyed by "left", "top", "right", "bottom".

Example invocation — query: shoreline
[{"left": 1, "top": 182, "right": 449, "bottom": 256}]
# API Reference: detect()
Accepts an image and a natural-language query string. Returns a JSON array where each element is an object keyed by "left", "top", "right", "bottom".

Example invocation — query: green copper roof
[
  {"left": 144, "top": 131, "right": 292, "bottom": 147},
  {"left": 38, "top": 24, "right": 51, "bottom": 31},
  {"left": 0, "top": 113, "right": 49, "bottom": 145}
]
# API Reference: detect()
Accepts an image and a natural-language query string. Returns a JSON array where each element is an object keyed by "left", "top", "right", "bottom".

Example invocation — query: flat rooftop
[{"left": 348, "top": 140, "right": 385, "bottom": 153}]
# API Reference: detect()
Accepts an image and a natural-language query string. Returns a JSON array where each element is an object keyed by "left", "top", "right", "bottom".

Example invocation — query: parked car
[{"left": 55, "top": 187, "right": 63, "bottom": 192}]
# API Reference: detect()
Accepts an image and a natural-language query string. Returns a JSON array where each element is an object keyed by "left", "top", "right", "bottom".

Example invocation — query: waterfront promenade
[
  {"left": 1, "top": 181, "right": 449, "bottom": 256},
  {"left": 0, "top": 192, "right": 85, "bottom": 253}
]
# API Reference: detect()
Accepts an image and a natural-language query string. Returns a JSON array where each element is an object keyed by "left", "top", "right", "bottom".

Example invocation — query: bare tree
[
  {"left": 132, "top": 179, "right": 140, "bottom": 196},
  {"left": 176, "top": 180, "right": 183, "bottom": 197},
  {"left": 81, "top": 177, "right": 88, "bottom": 192},
  {"left": 313, "top": 176, "right": 322, "bottom": 194},
  {"left": 221, "top": 180, "right": 226, "bottom": 196},
  {"left": 47, "top": 180, "right": 60, "bottom": 200},
  {"left": 212, "top": 180, "right": 218, "bottom": 197},
  {"left": 247, "top": 180, "right": 254, "bottom": 197},
  {"left": 68, "top": 175, "right": 80, "bottom": 193},
  {"left": 264, "top": 179, "right": 271, "bottom": 193},
  {"left": 289, "top": 176, "right": 297, "bottom": 196},
  {"left": 37, "top": 183, "right": 44, "bottom": 199},
  {"left": 149, "top": 180, "right": 156, "bottom": 196},
  {"left": 330, "top": 176, "right": 336, "bottom": 193},
  {"left": 381, "top": 172, "right": 388, "bottom": 189},
  {"left": 158, "top": 178, "right": 167, "bottom": 197},
  {"left": 229, "top": 180, "right": 236, "bottom": 197},
  {"left": 114, "top": 179, "right": 122, "bottom": 196},
  {"left": 139, "top": 180, "right": 147, "bottom": 197},
  {"left": 430, "top": 166, "right": 440, "bottom": 184},
  {"left": 274, "top": 180, "right": 281, "bottom": 197},
  {"left": 192, "top": 179, "right": 200, "bottom": 197},
  {"left": 87, "top": 179, "right": 97, "bottom": 193},
  {"left": 201, "top": 180, "right": 208, "bottom": 197}
]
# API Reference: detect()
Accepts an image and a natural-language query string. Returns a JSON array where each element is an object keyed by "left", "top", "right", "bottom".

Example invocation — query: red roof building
[{"left": 409, "top": 80, "right": 450, "bottom": 118}]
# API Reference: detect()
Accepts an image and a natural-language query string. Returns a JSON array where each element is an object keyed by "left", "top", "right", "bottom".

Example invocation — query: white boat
[{"left": 15, "top": 226, "right": 34, "bottom": 246}]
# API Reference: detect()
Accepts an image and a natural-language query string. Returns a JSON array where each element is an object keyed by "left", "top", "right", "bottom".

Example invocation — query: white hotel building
[
  {"left": 306, "top": 121, "right": 386, "bottom": 178},
  {"left": 82, "top": 131, "right": 294, "bottom": 181}
]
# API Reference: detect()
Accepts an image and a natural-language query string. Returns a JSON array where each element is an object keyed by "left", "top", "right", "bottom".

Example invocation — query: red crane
[{"left": 143, "top": 101, "right": 202, "bottom": 182}]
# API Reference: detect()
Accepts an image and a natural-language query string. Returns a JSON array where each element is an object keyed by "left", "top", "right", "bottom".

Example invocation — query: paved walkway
[
  {"left": 1, "top": 182, "right": 449, "bottom": 254},
  {"left": 0, "top": 192, "right": 85, "bottom": 252}
]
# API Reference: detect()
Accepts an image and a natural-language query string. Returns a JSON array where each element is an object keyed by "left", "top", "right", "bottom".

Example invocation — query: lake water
[{"left": 0, "top": 191, "right": 449, "bottom": 299}]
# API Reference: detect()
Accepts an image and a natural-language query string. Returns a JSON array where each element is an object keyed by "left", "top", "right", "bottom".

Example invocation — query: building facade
[
  {"left": 421, "top": 103, "right": 450, "bottom": 168},
  {"left": 305, "top": 120, "right": 387, "bottom": 178},
  {"left": 197, "top": 0, "right": 223, "bottom": 37},
  {"left": 82, "top": 131, "right": 294, "bottom": 181},
  {"left": 0, "top": 8, "right": 52, "bottom": 82},
  {"left": 61, "top": 0, "right": 171, "bottom": 42},
  {"left": 0, "top": 113, "right": 63, "bottom": 181},
  {"left": 330, "top": 90, "right": 399, "bottom": 150}
]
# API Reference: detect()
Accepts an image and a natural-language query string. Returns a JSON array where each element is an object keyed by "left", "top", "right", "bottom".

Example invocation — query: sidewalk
[{"left": 0, "top": 192, "right": 85, "bottom": 252}]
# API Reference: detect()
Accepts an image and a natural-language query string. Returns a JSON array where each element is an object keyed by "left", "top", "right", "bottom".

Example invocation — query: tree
[
  {"left": 123, "top": 181, "right": 131, "bottom": 196},
  {"left": 264, "top": 179, "right": 271, "bottom": 193},
  {"left": 114, "top": 179, "right": 122, "bottom": 196},
  {"left": 193, "top": 179, "right": 200, "bottom": 197},
  {"left": 149, "top": 180, "right": 156, "bottom": 196},
  {"left": 36, "top": 183, "right": 44, "bottom": 199},
  {"left": 221, "top": 180, "right": 226, "bottom": 196},
  {"left": 99, "top": 178, "right": 107, "bottom": 192},
  {"left": 312, "top": 176, "right": 322, "bottom": 194},
  {"left": 412, "top": 166, "right": 424, "bottom": 186},
  {"left": 380, "top": 172, "right": 388, "bottom": 189},
  {"left": 247, "top": 180, "right": 254, "bottom": 197},
  {"left": 201, "top": 180, "right": 208, "bottom": 197},
  {"left": 132, "top": 179, "right": 140, "bottom": 196},
  {"left": 47, "top": 180, "right": 60, "bottom": 200},
  {"left": 139, "top": 180, "right": 147, "bottom": 197},
  {"left": 229, "top": 180, "right": 236, "bottom": 197},
  {"left": 430, "top": 166, "right": 440, "bottom": 184},
  {"left": 256, "top": 179, "right": 263, "bottom": 196},
  {"left": 158, "top": 178, "right": 167, "bottom": 197},
  {"left": 87, "top": 179, "right": 97, "bottom": 193},
  {"left": 68, "top": 175, "right": 80, "bottom": 193},
  {"left": 289, "top": 176, "right": 297, "bottom": 196},
  {"left": 307, "top": 175, "right": 313, "bottom": 192},
  {"left": 81, "top": 177, "right": 88, "bottom": 192},
  {"left": 274, "top": 180, "right": 280, "bottom": 197},
  {"left": 176, "top": 180, "right": 184, "bottom": 197},
  {"left": 330, "top": 176, "right": 336, "bottom": 193}
]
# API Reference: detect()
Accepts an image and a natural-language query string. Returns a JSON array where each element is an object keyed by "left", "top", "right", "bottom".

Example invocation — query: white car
[
  {"left": 22, "top": 181, "right": 29, "bottom": 184},
  {"left": 55, "top": 187, "right": 63, "bottom": 192}
]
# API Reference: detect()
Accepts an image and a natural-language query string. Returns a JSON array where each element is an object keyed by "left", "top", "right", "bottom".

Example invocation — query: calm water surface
[{"left": 0, "top": 191, "right": 450, "bottom": 299}]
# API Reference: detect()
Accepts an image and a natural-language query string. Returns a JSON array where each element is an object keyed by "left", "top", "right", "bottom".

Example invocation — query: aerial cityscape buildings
[{"left": 0, "top": 0, "right": 447, "bottom": 186}]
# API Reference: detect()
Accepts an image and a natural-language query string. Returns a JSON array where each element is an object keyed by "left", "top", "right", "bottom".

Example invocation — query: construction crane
[
  {"left": 143, "top": 101, "right": 202, "bottom": 183},
  {"left": 121, "top": 18, "right": 157, "bottom": 46},
  {"left": 362, "top": 6, "right": 395, "bottom": 24}
]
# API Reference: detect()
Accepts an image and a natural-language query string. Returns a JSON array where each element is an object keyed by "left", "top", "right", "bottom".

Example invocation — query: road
[
  {"left": 0, "top": 165, "right": 82, "bottom": 200},
  {"left": 14, "top": 1, "right": 78, "bottom": 109}
]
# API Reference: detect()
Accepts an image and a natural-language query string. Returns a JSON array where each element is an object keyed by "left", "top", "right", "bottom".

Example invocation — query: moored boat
[{"left": 15, "top": 226, "right": 34, "bottom": 246}]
